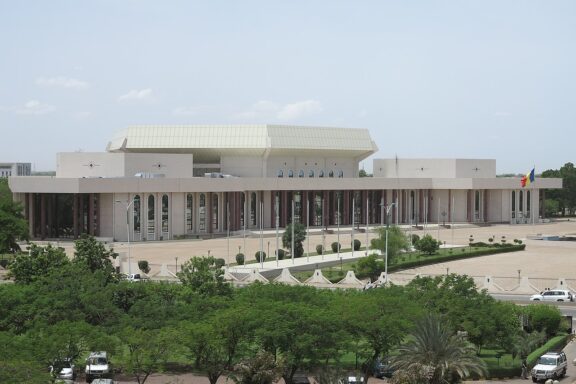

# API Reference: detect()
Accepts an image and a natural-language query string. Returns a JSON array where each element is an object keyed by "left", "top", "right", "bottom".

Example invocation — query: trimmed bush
[
  {"left": 352, "top": 239, "right": 361, "bottom": 251},
  {"left": 331, "top": 242, "right": 341, "bottom": 253},
  {"left": 138, "top": 260, "right": 150, "bottom": 274},
  {"left": 470, "top": 242, "right": 489, "bottom": 247},
  {"left": 316, "top": 244, "right": 324, "bottom": 255},
  {"left": 411, "top": 234, "right": 420, "bottom": 244},
  {"left": 235, "top": 253, "right": 245, "bottom": 265},
  {"left": 214, "top": 258, "right": 226, "bottom": 268},
  {"left": 255, "top": 251, "right": 266, "bottom": 263},
  {"left": 276, "top": 249, "right": 286, "bottom": 260}
]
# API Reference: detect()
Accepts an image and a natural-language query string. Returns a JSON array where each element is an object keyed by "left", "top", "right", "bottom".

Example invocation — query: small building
[
  {"left": 0, "top": 162, "right": 31, "bottom": 178},
  {"left": 8, "top": 125, "right": 561, "bottom": 241}
]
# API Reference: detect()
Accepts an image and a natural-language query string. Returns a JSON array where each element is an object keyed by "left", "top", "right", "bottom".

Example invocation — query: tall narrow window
[
  {"left": 250, "top": 192, "right": 257, "bottom": 226},
  {"left": 133, "top": 195, "right": 141, "bottom": 234},
  {"left": 186, "top": 194, "right": 193, "bottom": 232},
  {"left": 314, "top": 192, "right": 323, "bottom": 226},
  {"left": 240, "top": 193, "right": 245, "bottom": 228},
  {"left": 475, "top": 190, "right": 481, "bottom": 221},
  {"left": 199, "top": 194, "right": 206, "bottom": 231},
  {"left": 294, "top": 192, "right": 301, "bottom": 224},
  {"left": 526, "top": 191, "right": 531, "bottom": 218},
  {"left": 148, "top": 195, "right": 155, "bottom": 239},
  {"left": 519, "top": 190, "right": 524, "bottom": 217},
  {"left": 511, "top": 191, "right": 516, "bottom": 218},
  {"left": 162, "top": 194, "right": 169, "bottom": 233},
  {"left": 212, "top": 194, "right": 219, "bottom": 230}
]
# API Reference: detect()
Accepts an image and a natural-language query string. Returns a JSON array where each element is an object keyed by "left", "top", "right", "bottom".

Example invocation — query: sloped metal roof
[{"left": 106, "top": 124, "right": 377, "bottom": 161}]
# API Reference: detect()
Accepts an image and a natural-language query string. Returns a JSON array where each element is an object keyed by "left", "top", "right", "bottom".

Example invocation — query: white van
[{"left": 85, "top": 351, "right": 111, "bottom": 383}]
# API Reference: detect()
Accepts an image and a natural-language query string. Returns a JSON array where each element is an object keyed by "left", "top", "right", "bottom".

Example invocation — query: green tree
[
  {"left": 523, "top": 304, "right": 563, "bottom": 336},
  {"left": 177, "top": 256, "right": 232, "bottom": 296},
  {"left": 181, "top": 321, "right": 229, "bottom": 384},
  {"left": 370, "top": 226, "right": 410, "bottom": 264},
  {"left": 73, "top": 234, "right": 117, "bottom": 275},
  {"left": 8, "top": 243, "right": 69, "bottom": 284},
  {"left": 137, "top": 260, "right": 150, "bottom": 274},
  {"left": 0, "top": 179, "right": 29, "bottom": 253},
  {"left": 391, "top": 314, "right": 487, "bottom": 384},
  {"left": 229, "top": 350, "right": 284, "bottom": 384},
  {"left": 120, "top": 327, "right": 178, "bottom": 384},
  {"left": 355, "top": 254, "right": 385, "bottom": 281},
  {"left": 282, "top": 223, "right": 306, "bottom": 258},
  {"left": 414, "top": 234, "right": 440, "bottom": 255},
  {"left": 542, "top": 163, "right": 576, "bottom": 216}
]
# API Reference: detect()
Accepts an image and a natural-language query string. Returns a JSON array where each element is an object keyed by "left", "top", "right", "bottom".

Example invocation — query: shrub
[
  {"left": 315, "top": 244, "right": 324, "bottom": 255},
  {"left": 411, "top": 234, "right": 420, "bottom": 244},
  {"left": 276, "top": 249, "right": 286, "bottom": 260},
  {"left": 255, "top": 251, "right": 266, "bottom": 263},
  {"left": 0, "top": 259, "right": 8, "bottom": 268},
  {"left": 470, "top": 242, "right": 489, "bottom": 247},
  {"left": 414, "top": 234, "right": 440, "bottom": 255},
  {"left": 331, "top": 242, "right": 341, "bottom": 253},
  {"left": 235, "top": 253, "right": 245, "bottom": 265},
  {"left": 138, "top": 260, "right": 150, "bottom": 274},
  {"left": 352, "top": 239, "right": 361, "bottom": 251},
  {"left": 214, "top": 258, "right": 226, "bottom": 268}
]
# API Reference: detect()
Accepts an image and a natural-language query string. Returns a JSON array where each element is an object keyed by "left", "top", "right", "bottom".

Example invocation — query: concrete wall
[
  {"left": 57, "top": 152, "right": 194, "bottom": 178},
  {"left": 373, "top": 159, "right": 496, "bottom": 179}
]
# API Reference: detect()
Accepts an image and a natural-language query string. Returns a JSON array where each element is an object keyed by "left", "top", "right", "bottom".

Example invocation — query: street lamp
[
  {"left": 115, "top": 198, "right": 135, "bottom": 275},
  {"left": 383, "top": 202, "right": 397, "bottom": 284},
  {"left": 175, "top": 256, "right": 178, "bottom": 274}
]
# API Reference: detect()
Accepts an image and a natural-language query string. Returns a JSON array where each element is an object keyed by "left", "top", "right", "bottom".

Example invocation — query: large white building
[{"left": 8, "top": 125, "right": 562, "bottom": 241}]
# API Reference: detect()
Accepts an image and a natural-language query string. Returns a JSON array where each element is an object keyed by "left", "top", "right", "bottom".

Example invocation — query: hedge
[
  {"left": 388, "top": 244, "right": 526, "bottom": 273},
  {"left": 526, "top": 334, "right": 569, "bottom": 367}
]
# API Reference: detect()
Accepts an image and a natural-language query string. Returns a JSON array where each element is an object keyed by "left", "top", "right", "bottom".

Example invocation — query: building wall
[
  {"left": 0, "top": 162, "right": 31, "bottom": 177},
  {"left": 373, "top": 159, "right": 496, "bottom": 179},
  {"left": 57, "top": 153, "right": 194, "bottom": 178}
]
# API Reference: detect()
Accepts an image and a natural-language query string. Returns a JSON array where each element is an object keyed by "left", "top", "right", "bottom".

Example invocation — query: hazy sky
[{"left": 1, "top": 0, "right": 574, "bottom": 173}]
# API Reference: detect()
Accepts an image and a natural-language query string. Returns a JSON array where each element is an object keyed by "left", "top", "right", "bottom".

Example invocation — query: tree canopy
[{"left": 0, "top": 179, "right": 28, "bottom": 253}]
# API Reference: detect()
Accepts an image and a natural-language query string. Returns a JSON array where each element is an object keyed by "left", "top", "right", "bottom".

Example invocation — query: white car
[
  {"left": 531, "top": 351, "right": 567, "bottom": 382},
  {"left": 530, "top": 289, "right": 574, "bottom": 302}
]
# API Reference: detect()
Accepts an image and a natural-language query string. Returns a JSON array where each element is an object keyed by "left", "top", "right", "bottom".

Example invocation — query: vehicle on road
[
  {"left": 530, "top": 289, "right": 573, "bottom": 302},
  {"left": 50, "top": 358, "right": 75, "bottom": 380},
  {"left": 85, "top": 351, "right": 111, "bottom": 383},
  {"left": 531, "top": 351, "right": 567, "bottom": 382}
]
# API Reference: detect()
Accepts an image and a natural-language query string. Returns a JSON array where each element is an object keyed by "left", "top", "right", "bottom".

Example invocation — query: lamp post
[
  {"left": 115, "top": 198, "right": 135, "bottom": 275},
  {"left": 383, "top": 202, "right": 397, "bottom": 284},
  {"left": 175, "top": 256, "right": 178, "bottom": 274}
]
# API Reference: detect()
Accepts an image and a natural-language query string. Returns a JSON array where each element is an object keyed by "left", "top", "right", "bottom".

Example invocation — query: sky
[{"left": 1, "top": 0, "right": 574, "bottom": 174}]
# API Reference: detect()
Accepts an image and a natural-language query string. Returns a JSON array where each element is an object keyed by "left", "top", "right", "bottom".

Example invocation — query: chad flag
[{"left": 521, "top": 168, "right": 535, "bottom": 187}]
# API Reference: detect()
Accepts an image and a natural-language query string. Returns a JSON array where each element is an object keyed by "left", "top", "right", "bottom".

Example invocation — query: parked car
[
  {"left": 531, "top": 351, "right": 567, "bottom": 382},
  {"left": 373, "top": 357, "right": 394, "bottom": 379},
  {"left": 85, "top": 351, "right": 111, "bottom": 383},
  {"left": 91, "top": 379, "right": 115, "bottom": 384},
  {"left": 50, "top": 358, "right": 75, "bottom": 380},
  {"left": 530, "top": 289, "right": 574, "bottom": 302}
]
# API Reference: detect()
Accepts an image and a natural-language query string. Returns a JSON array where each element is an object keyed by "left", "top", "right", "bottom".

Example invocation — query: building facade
[
  {"left": 8, "top": 125, "right": 562, "bottom": 241},
  {"left": 1, "top": 162, "right": 31, "bottom": 178}
]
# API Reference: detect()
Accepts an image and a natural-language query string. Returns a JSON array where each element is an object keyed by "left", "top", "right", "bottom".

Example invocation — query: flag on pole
[{"left": 521, "top": 168, "right": 535, "bottom": 187}]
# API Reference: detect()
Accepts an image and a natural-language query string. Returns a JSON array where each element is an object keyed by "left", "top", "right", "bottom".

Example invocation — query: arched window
[
  {"left": 277, "top": 169, "right": 283, "bottom": 178},
  {"left": 338, "top": 170, "right": 344, "bottom": 178},
  {"left": 199, "top": 193, "right": 206, "bottom": 231},
  {"left": 298, "top": 169, "right": 304, "bottom": 178},
  {"left": 133, "top": 195, "right": 141, "bottom": 234},
  {"left": 319, "top": 170, "right": 324, "bottom": 178},
  {"left": 162, "top": 194, "right": 169, "bottom": 233},
  {"left": 186, "top": 193, "right": 193, "bottom": 232},
  {"left": 328, "top": 170, "right": 334, "bottom": 178},
  {"left": 308, "top": 169, "right": 314, "bottom": 177},
  {"left": 288, "top": 170, "right": 294, "bottom": 178}
]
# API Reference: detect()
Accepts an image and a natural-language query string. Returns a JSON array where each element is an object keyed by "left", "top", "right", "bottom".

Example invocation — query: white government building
[{"left": 8, "top": 125, "right": 562, "bottom": 242}]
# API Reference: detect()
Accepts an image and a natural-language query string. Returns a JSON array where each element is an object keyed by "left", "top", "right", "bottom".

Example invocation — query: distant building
[
  {"left": 8, "top": 125, "right": 562, "bottom": 241},
  {"left": 0, "top": 162, "right": 31, "bottom": 178}
]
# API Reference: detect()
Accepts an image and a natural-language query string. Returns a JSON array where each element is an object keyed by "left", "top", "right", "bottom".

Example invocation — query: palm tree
[{"left": 391, "top": 314, "right": 487, "bottom": 384}]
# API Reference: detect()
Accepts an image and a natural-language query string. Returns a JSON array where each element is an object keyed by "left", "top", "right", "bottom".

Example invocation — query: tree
[
  {"left": 120, "top": 327, "right": 178, "bottom": 384},
  {"left": 282, "top": 223, "right": 306, "bottom": 258},
  {"left": 138, "top": 260, "right": 150, "bottom": 274},
  {"left": 229, "top": 350, "right": 284, "bottom": 384},
  {"left": 73, "top": 234, "right": 117, "bottom": 275},
  {"left": 414, "top": 234, "right": 440, "bottom": 255},
  {"left": 523, "top": 304, "right": 563, "bottom": 336},
  {"left": 0, "top": 179, "right": 29, "bottom": 254},
  {"left": 370, "top": 226, "right": 410, "bottom": 264},
  {"left": 391, "top": 314, "right": 487, "bottom": 384},
  {"left": 177, "top": 256, "right": 231, "bottom": 296},
  {"left": 355, "top": 254, "right": 385, "bottom": 281},
  {"left": 8, "top": 243, "right": 69, "bottom": 284},
  {"left": 181, "top": 321, "right": 229, "bottom": 384}
]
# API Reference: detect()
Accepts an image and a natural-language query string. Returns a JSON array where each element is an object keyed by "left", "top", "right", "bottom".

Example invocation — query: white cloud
[
  {"left": 14, "top": 100, "right": 56, "bottom": 115},
  {"left": 36, "top": 76, "right": 89, "bottom": 89},
  {"left": 117, "top": 88, "right": 155, "bottom": 103},
  {"left": 236, "top": 99, "right": 323, "bottom": 121},
  {"left": 277, "top": 100, "right": 323, "bottom": 120}
]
